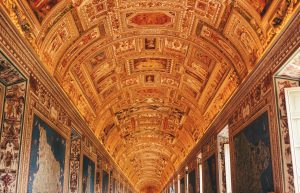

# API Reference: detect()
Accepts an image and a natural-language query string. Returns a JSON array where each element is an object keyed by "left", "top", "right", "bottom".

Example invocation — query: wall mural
[
  {"left": 203, "top": 155, "right": 217, "bottom": 193},
  {"left": 188, "top": 170, "right": 196, "bottom": 193},
  {"left": 102, "top": 170, "right": 109, "bottom": 193},
  {"left": 180, "top": 177, "right": 185, "bottom": 193},
  {"left": 69, "top": 131, "right": 81, "bottom": 193},
  {"left": 27, "top": 115, "right": 66, "bottom": 193},
  {"left": 233, "top": 112, "right": 274, "bottom": 193},
  {"left": 82, "top": 155, "right": 95, "bottom": 193},
  {"left": 0, "top": 51, "right": 27, "bottom": 193},
  {"left": 0, "top": 52, "right": 26, "bottom": 85}
]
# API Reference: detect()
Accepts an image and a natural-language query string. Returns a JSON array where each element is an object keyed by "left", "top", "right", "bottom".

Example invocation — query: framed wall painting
[
  {"left": 82, "top": 154, "right": 95, "bottom": 193},
  {"left": 102, "top": 170, "right": 109, "bottom": 193},
  {"left": 203, "top": 154, "right": 217, "bottom": 193},
  {"left": 188, "top": 170, "right": 196, "bottom": 193},
  {"left": 233, "top": 112, "right": 274, "bottom": 193},
  {"left": 27, "top": 115, "right": 66, "bottom": 193}
]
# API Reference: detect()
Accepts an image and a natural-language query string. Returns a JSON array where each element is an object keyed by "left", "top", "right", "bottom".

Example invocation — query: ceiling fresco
[{"left": 1, "top": 0, "right": 299, "bottom": 191}]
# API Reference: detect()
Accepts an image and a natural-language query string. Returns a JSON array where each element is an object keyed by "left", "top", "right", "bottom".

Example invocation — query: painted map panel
[
  {"left": 82, "top": 155, "right": 95, "bottom": 193},
  {"left": 188, "top": 170, "right": 196, "bottom": 193},
  {"left": 27, "top": 115, "right": 66, "bottom": 193},
  {"left": 203, "top": 155, "right": 217, "bottom": 193},
  {"left": 233, "top": 112, "right": 274, "bottom": 193},
  {"left": 102, "top": 170, "right": 109, "bottom": 193}
]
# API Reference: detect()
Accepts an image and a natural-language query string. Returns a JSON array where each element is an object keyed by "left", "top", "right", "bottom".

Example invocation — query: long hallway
[{"left": 0, "top": 1, "right": 299, "bottom": 193}]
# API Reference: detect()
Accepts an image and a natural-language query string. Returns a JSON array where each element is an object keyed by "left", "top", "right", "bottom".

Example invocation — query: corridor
[{"left": 0, "top": 1, "right": 299, "bottom": 193}]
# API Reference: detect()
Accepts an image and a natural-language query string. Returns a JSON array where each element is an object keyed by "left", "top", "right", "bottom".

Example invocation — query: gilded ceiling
[{"left": 2, "top": 0, "right": 299, "bottom": 191}]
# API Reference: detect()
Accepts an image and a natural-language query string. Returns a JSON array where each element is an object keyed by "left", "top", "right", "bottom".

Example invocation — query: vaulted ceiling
[{"left": 2, "top": 0, "right": 299, "bottom": 191}]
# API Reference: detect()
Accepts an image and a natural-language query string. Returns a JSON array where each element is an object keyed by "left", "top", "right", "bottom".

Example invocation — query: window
[
  {"left": 218, "top": 125, "right": 232, "bottom": 193},
  {"left": 224, "top": 144, "right": 232, "bottom": 193},
  {"left": 285, "top": 87, "right": 300, "bottom": 192},
  {"left": 177, "top": 175, "right": 181, "bottom": 193},
  {"left": 198, "top": 154, "right": 203, "bottom": 193}
]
